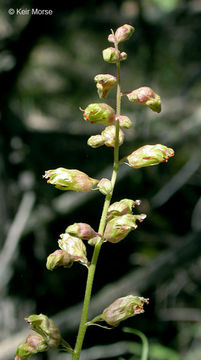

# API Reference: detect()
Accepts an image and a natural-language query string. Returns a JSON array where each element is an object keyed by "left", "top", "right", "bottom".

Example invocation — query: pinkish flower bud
[
  {"left": 94, "top": 74, "right": 117, "bottom": 99},
  {"left": 83, "top": 103, "right": 115, "bottom": 125},
  {"left": 58, "top": 233, "right": 88, "bottom": 266},
  {"left": 126, "top": 86, "right": 161, "bottom": 113},
  {"left": 16, "top": 333, "right": 48, "bottom": 358},
  {"left": 115, "top": 24, "right": 135, "bottom": 43},
  {"left": 65, "top": 222, "right": 97, "bottom": 240},
  {"left": 102, "top": 47, "right": 120, "bottom": 63},
  {"left": 108, "top": 33, "right": 116, "bottom": 43},
  {"left": 87, "top": 135, "right": 105, "bottom": 148},
  {"left": 43, "top": 168, "right": 98, "bottom": 192},
  {"left": 116, "top": 115, "right": 132, "bottom": 129},
  {"left": 104, "top": 213, "right": 146, "bottom": 243},
  {"left": 102, "top": 295, "right": 149, "bottom": 326},
  {"left": 101, "top": 125, "right": 124, "bottom": 147},
  {"left": 46, "top": 250, "right": 72, "bottom": 271},
  {"left": 25, "top": 314, "right": 61, "bottom": 348},
  {"left": 97, "top": 178, "right": 112, "bottom": 195},
  {"left": 127, "top": 144, "right": 175, "bottom": 168}
]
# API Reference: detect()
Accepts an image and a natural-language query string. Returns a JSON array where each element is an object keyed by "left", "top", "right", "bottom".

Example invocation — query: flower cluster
[
  {"left": 88, "top": 125, "right": 124, "bottom": 148},
  {"left": 46, "top": 223, "right": 101, "bottom": 270},
  {"left": 104, "top": 199, "right": 146, "bottom": 243},
  {"left": 15, "top": 314, "right": 60, "bottom": 359}
]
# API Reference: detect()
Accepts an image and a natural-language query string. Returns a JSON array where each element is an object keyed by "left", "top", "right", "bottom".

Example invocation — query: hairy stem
[{"left": 72, "top": 44, "right": 121, "bottom": 360}]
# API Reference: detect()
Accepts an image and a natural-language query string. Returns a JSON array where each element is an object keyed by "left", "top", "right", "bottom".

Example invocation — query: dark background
[{"left": 0, "top": 0, "right": 201, "bottom": 359}]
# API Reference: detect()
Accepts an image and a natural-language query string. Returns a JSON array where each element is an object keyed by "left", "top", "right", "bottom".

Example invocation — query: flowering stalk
[
  {"left": 15, "top": 24, "right": 174, "bottom": 360},
  {"left": 72, "top": 31, "right": 122, "bottom": 360}
]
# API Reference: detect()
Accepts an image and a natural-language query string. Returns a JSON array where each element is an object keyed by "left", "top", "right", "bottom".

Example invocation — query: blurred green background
[{"left": 0, "top": 0, "right": 201, "bottom": 359}]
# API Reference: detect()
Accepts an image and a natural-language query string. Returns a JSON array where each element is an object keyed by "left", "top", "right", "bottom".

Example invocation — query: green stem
[
  {"left": 72, "top": 44, "right": 121, "bottom": 360},
  {"left": 123, "top": 327, "right": 149, "bottom": 360}
]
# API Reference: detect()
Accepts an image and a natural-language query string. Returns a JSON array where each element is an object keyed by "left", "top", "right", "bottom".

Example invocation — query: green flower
[
  {"left": 102, "top": 295, "right": 149, "bottom": 326},
  {"left": 25, "top": 314, "right": 61, "bottom": 348},
  {"left": 65, "top": 222, "right": 97, "bottom": 240},
  {"left": 104, "top": 213, "right": 146, "bottom": 243},
  {"left": 58, "top": 233, "right": 88, "bottom": 266},
  {"left": 94, "top": 74, "right": 117, "bottom": 99},
  {"left": 101, "top": 125, "right": 124, "bottom": 147},
  {"left": 83, "top": 103, "right": 115, "bottom": 125},
  {"left": 127, "top": 144, "right": 174, "bottom": 168},
  {"left": 16, "top": 333, "right": 48, "bottom": 359},
  {"left": 43, "top": 168, "right": 98, "bottom": 192},
  {"left": 46, "top": 250, "right": 72, "bottom": 270}
]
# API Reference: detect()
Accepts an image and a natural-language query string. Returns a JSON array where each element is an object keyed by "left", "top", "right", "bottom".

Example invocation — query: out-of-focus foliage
[{"left": 0, "top": 0, "right": 201, "bottom": 359}]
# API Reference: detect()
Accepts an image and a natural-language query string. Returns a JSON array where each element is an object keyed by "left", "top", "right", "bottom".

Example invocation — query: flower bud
[
  {"left": 101, "top": 125, "right": 124, "bottom": 147},
  {"left": 58, "top": 233, "right": 88, "bottom": 265},
  {"left": 127, "top": 144, "right": 175, "bottom": 168},
  {"left": 83, "top": 103, "right": 115, "bottom": 125},
  {"left": 88, "top": 235, "right": 101, "bottom": 246},
  {"left": 108, "top": 33, "right": 115, "bottom": 43},
  {"left": 115, "top": 24, "right": 135, "bottom": 43},
  {"left": 94, "top": 74, "right": 117, "bottom": 99},
  {"left": 46, "top": 250, "right": 72, "bottom": 270},
  {"left": 97, "top": 178, "right": 112, "bottom": 195},
  {"left": 116, "top": 115, "right": 132, "bottom": 129},
  {"left": 87, "top": 135, "right": 105, "bottom": 148},
  {"left": 43, "top": 168, "right": 98, "bottom": 192},
  {"left": 126, "top": 86, "right": 161, "bottom": 113},
  {"left": 16, "top": 333, "right": 48, "bottom": 358},
  {"left": 120, "top": 51, "right": 127, "bottom": 61},
  {"left": 65, "top": 222, "right": 97, "bottom": 240},
  {"left": 104, "top": 213, "right": 146, "bottom": 243},
  {"left": 25, "top": 314, "right": 61, "bottom": 348},
  {"left": 102, "top": 295, "right": 149, "bottom": 326},
  {"left": 102, "top": 47, "right": 120, "bottom": 63},
  {"left": 107, "top": 198, "right": 136, "bottom": 220}
]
